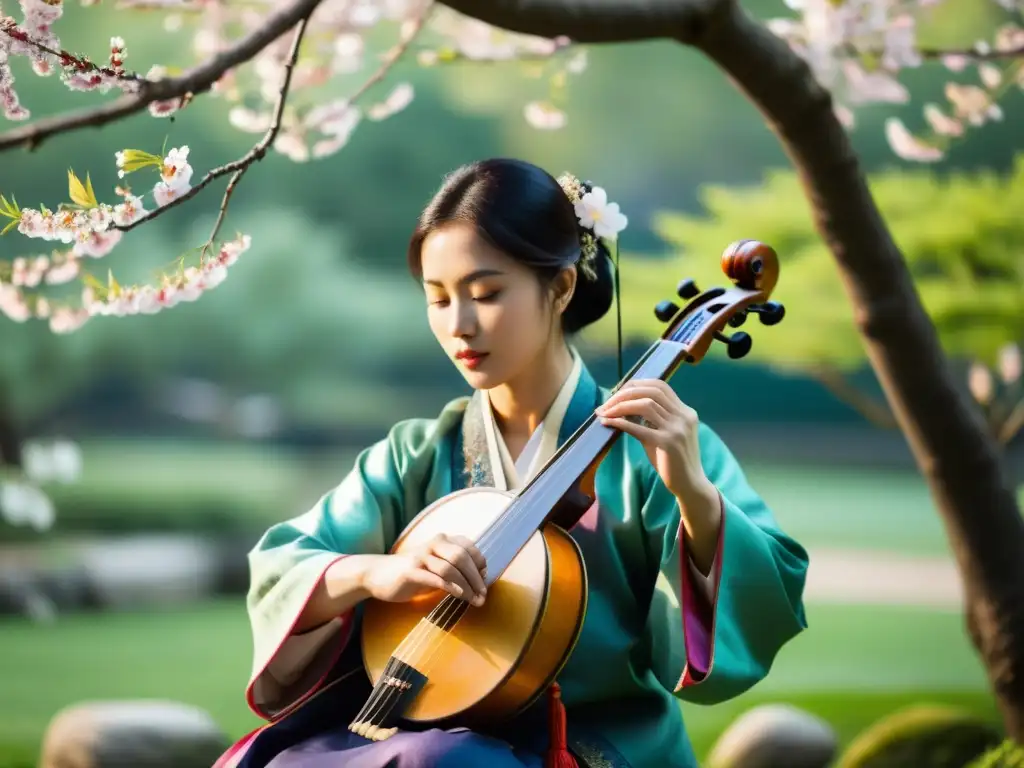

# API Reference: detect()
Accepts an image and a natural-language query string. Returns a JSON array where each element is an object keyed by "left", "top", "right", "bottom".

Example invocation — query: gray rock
[
  {"left": 75, "top": 535, "right": 221, "bottom": 609},
  {"left": 38, "top": 565, "right": 102, "bottom": 612},
  {"left": 39, "top": 700, "right": 231, "bottom": 768},
  {"left": 212, "top": 533, "right": 259, "bottom": 596},
  {"left": 0, "top": 566, "right": 55, "bottom": 621},
  {"left": 706, "top": 703, "right": 838, "bottom": 768}
]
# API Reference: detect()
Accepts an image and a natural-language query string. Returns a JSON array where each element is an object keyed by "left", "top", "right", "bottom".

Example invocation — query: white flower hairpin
[
  {"left": 557, "top": 172, "right": 628, "bottom": 280},
  {"left": 573, "top": 186, "right": 628, "bottom": 240}
]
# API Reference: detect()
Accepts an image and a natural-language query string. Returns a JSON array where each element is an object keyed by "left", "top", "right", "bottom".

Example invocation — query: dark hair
[{"left": 407, "top": 158, "right": 614, "bottom": 334}]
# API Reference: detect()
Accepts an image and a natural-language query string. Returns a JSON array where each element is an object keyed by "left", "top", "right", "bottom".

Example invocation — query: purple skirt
[
  {"left": 228, "top": 643, "right": 614, "bottom": 768},
  {"left": 264, "top": 726, "right": 545, "bottom": 767}
]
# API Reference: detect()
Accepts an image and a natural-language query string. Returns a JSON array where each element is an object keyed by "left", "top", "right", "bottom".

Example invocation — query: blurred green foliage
[
  {"left": 968, "top": 740, "right": 1024, "bottom": 768},
  {"left": 603, "top": 158, "right": 1024, "bottom": 373}
]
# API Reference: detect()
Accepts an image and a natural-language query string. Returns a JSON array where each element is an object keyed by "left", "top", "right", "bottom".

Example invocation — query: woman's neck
[{"left": 487, "top": 340, "right": 574, "bottom": 440}]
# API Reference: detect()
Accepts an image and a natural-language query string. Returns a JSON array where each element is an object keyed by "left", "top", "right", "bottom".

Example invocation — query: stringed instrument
[{"left": 351, "top": 239, "right": 785, "bottom": 740}]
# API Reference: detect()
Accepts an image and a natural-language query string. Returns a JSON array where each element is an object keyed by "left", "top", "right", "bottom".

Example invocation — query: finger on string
[
  {"left": 447, "top": 534, "right": 488, "bottom": 573},
  {"left": 599, "top": 415, "right": 659, "bottom": 443},
  {"left": 597, "top": 396, "right": 670, "bottom": 424},
  {"left": 626, "top": 379, "right": 688, "bottom": 411},
  {"left": 433, "top": 540, "right": 487, "bottom": 597},
  {"left": 426, "top": 554, "right": 485, "bottom": 606},
  {"left": 424, "top": 554, "right": 474, "bottom": 601},
  {"left": 599, "top": 384, "right": 677, "bottom": 414}
]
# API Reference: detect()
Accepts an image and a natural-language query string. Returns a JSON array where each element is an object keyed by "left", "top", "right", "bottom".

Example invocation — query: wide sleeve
[
  {"left": 244, "top": 434, "right": 406, "bottom": 720},
  {"left": 642, "top": 422, "right": 809, "bottom": 705}
]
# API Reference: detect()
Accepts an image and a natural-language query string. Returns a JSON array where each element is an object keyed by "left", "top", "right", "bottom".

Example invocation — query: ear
[{"left": 551, "top": 266, "right": 578, "bottom": 316}]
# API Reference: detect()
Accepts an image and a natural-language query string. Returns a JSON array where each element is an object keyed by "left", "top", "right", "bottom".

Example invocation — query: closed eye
[{"left": 474, "top": 291, "right": 501, "bottom": 303}]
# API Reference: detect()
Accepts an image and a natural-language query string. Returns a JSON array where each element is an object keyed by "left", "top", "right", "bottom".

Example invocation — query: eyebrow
[{"left": 422, "top": 269, "right": 505, "bottom": 288}]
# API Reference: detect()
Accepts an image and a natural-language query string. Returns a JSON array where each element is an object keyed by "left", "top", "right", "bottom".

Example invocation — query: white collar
[{"left": 481, "top": 348, "right": 583, "bottom": 491}]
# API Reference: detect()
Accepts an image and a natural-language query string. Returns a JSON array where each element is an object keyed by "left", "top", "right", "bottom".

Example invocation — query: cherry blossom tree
[{"left": 2, "top": 0, "right": 1024, "bottom": 741}]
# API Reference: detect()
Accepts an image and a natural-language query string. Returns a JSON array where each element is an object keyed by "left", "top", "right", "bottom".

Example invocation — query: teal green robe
[{"left": 238, "top": 361, "right": 809, "bottom": 768}]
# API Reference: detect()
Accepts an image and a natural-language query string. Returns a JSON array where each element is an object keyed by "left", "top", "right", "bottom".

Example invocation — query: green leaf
[
  {"left": 0, "top": 193, "right": 21, "bottom": 220},
  {"left": 107, "top": 269, "right": 121, "bottom": 296},
  {"left": 81, "top": 272, "right": 106, "bottom": 294},
  {"left": 116, "top": 149, "right": 163, "bottom": 175},
  {"left": 68, "top": 169, "right": 99, "bottom": 208}
]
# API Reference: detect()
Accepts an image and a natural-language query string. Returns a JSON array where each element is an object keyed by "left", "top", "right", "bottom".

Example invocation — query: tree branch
[
  {"left": 1000, "top": 399, "right": 1024, "bottom": 446},
  {"left": 200, "top": 17, "right": 309, "bottom": 250},
  {"left": 0, "top": 18, "right": 141, "bottom": 85},
  {"left": 115, "top": 6, "right": 430, "bottom": 237},
  {"left": 810, "top": 367, "right": 898, "bottom": 430},
  {"left": 0, "top": 0, "right": 326, "bottom": 154},
  {"left": 0, "top": 388, "right": 23, "bottom": 470},
  {"left": 918, "top": 43, "right": 1024, "bottom": 61},
  {"left": 438, "top": 0, "right": 708, "bottom": 43}
]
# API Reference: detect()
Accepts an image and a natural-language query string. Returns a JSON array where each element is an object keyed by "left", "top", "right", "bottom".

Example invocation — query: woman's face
[{"left": 419, "top": 222, "right": 566, "bottom": 390}]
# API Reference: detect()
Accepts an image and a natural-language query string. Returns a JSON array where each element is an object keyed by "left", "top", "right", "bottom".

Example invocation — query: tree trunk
[
  {"left": 439, "top": 0, "right": 1024, "bottom": 740},
  {"left": 0, "top": 388, "right": 23, "bottom": 470},
  {"left": 696, "top": 5, "right": 1024, "bottom": 738}
]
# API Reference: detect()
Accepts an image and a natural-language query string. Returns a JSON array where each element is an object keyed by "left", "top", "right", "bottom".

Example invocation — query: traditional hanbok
[{"left": 214, "top": 350, "right": 810, "bottom": 768}]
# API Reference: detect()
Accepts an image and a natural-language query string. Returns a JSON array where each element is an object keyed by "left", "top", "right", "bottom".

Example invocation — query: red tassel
[{"left": 544, "top": 682, "right": 578, "bottom": 768}]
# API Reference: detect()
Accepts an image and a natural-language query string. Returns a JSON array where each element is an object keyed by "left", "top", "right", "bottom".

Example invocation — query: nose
[{"left": 449, "top": 298, "right": 477, "bottom": 339}]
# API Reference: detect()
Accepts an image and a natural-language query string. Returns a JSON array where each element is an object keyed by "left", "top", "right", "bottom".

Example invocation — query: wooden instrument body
[{"left": 360, "top": 487, "right": 589, "bottom": 726}]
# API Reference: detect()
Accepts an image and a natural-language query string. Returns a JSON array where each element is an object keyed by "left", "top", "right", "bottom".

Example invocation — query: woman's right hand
[{"left": 362, "top": 533, "right": 488, "bottom": 607}]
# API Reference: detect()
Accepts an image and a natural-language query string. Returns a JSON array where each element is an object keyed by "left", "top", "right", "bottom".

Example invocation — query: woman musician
[{"left": 216, "top": 157, "right": 810, "bottom": 768}]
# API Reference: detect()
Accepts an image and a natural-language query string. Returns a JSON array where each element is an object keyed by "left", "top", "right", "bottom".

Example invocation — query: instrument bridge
[{"left": 348, "top": 656, "right": 429, "bottom": 742}]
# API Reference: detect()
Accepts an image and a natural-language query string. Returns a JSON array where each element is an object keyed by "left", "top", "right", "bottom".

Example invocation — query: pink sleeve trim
[
  {"left": 676, "top": 493, "right": 725, "bottom": 690},
  {"left": 212, "top": 724, "right": 266, "bottom": 768},
  {"left": 244, "top": 554, "right": 356, "bottom": 721}
]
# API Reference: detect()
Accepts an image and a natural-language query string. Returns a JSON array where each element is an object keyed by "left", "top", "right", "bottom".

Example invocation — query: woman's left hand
[{"left": 595, "top": 380, "right": 721, "bottom": 565}]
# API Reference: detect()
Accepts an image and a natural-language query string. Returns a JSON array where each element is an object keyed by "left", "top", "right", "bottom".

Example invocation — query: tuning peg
[
  {"left": 714, "top": 331, "right": 752, "bottom": 359},
  {"left": 727, "top": 312, "right": 747, "bottom": 328},
  {"left": 676, "top": 279, "right": 700, "bottom": 300},
  {"left": 654, "top": 300, "right": 679, "bottom": 322},
  {"left": 748, "top": 301, "right": 785, "bottom": 326}
]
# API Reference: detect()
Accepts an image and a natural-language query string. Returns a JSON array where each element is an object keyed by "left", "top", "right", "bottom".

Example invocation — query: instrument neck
[{"left": 477, "top": 339, "right": 689, "bottom": 580}]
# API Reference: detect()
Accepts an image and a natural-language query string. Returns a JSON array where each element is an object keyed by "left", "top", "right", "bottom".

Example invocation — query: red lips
[{"left": 455, "top": 349, "right": 488, "bottom": 369}]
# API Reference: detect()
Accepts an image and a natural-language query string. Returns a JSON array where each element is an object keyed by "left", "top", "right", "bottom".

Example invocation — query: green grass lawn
[
  {"left": 742, "top": 461, "right": 956, "bottom": 558},
  {"left": 0, "top": 598, "right": 996, "bottom": 767}
]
